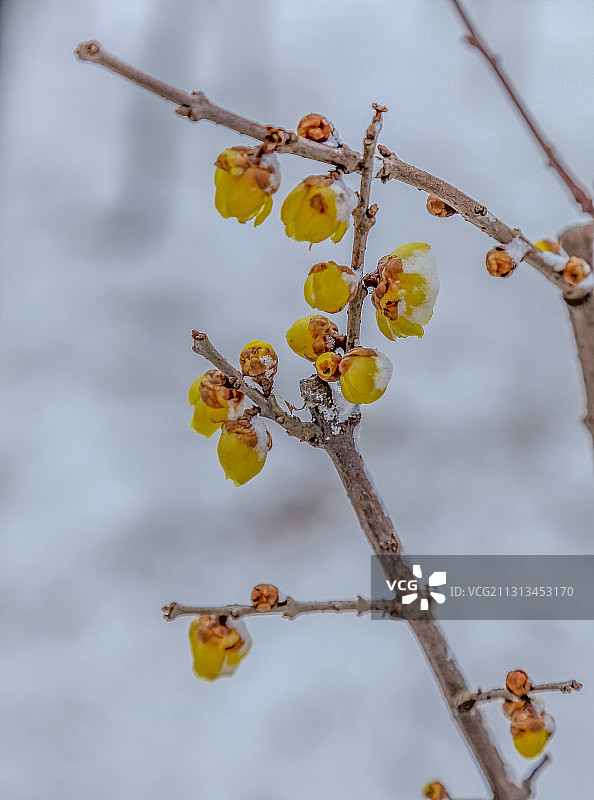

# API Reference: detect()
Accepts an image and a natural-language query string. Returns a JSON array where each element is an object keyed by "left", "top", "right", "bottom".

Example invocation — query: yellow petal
[
  {"left": 190, "top": 400, "right": 222, "bottom": 438},
  {"left": 254, "top": 193, "right": 273, "bottom": 226},
  {"left": 513, "top": 730, "right": 550, "bottom": 759}
]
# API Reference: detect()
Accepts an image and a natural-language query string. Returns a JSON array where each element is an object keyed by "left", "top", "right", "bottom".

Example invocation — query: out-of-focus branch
[
  {"left": 191, "top": 331, "right": 322, "bottom": 445},
  {"left": 346, "top": 104, "right": 384, "bottom": 350},
  {"left": 448, "top": 0, "right": 594, "bottom": 216},
  {"left": 74, "top": 41, "right": 361, "bottom": 172},
  {"left": 459, "top": 680, "right": 583, "bottom": 712},
  {"left": 162, "top": 595, "right": 403, "bottom": 621}
]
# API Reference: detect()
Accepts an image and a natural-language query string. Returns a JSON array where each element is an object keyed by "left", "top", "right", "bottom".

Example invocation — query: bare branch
[
  {"left": 448, "top": 0, "right": 594, "bottom": 216},
  {"left": 191, "top": 331, "right": 322, "bottom": 445},
  {"left": 162, "top": 595, "right": 403, "bottom": 621},
  {"left": 74, "top": 41, "right": 361, "bottom": 172},
  {"left": 376, "top": 148, "right": 591, "bottom": 300},
  {"left": 459, "top": 680, "right": 583, "bottom": 712},
  {"left": 522, "top": 754, "right": 551, "bottom": 796},
  {"left": 346, "top": 104, "right": 384, "bottom": 350}
]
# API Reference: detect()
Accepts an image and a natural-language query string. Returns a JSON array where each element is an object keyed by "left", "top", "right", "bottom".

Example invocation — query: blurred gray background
[{"left": 0, "top": 1, "right": 592, "bottom": 798}]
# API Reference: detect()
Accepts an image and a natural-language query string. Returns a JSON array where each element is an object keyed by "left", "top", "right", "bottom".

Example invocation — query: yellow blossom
[
  {"left": 217, "top": 415, "right": 272, "bottom": 486},
  {"left": 339, "top": 347, "right": 392, "bottom": 405},
  {"left": 214, "top": 146, "right": 280, "bottom": 226},
  {"left": 239, "top": 340, "right": 278, "bottom": 395},
  {"left": 281, "top": 174, "right": 356, "bottom": 244},
  {"left": 194, "top": 369, "right": 244, "bottom": 425},
  {"left": 286, "top": 315, "right": 341, "bottom": 361},
  {"left": 304, "top": 261, "right": 358, "bottom": 313},
  {"left": 315, "top": 351, "right": 342, "bottom": 382},
  {"left": 373, "top": 243, "right": 439, "bottom": 340},
  {"left": 509, "top": 700, "right": 554, "bottom": 759},
  {"left": 189, "top": 615, "right": 251, "bottom": 681}
]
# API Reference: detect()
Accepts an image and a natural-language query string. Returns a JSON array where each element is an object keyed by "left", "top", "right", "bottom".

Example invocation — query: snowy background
[{"left": 0, "top": 1, "right": 592, "bottom": 798}]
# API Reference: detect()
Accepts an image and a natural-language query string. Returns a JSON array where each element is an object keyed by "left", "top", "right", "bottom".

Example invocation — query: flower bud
[
  {"left": 339, "top": 347, "right": 392, "bottom": 405},
  {"left": 297, "top": 113, "right": 334, "bottom": 143},
  {"left": 315, "top": 351, "right": 342, "bottom": 382},
  {"left": 506, "top": 669, "right": 532, "bottom": 697},
  {"left": 239, "top": 340, "right": 278, "bottom": 395},
  {"left": 503, "top": 699, "right": 526, "bottom": 718},
  {"left": 486, "top": 246, "right": 516, "bottom": 277},
  {"left": 535, "top": 239, "right": 561, "bottom": 253},
  {"left": 214, "top": 146, "right": 280, "bottom": 226},
  {"left": 189, "top": 615, "right": 251, "bottom": 681},
  {"left": 197, "top": 369, "right": 244, "bottom": 424},
  {"left": 426, "top": 195, "right": 456, "bottom": 218},
  {"left": 281, "top": 173, "right": 357, "bottom": 244},
  {"left": 251, "top": 584, "right": 280, "bottom": 611},
  {"left": 188, "top": 373, "right": 225, "bottom": 438},
  {"left": 286, "top": 315, "right": 341, "bottom": 361},
  {"left": 424, "top": 782, "right": 449, "bottom": 800},
  {"left": 563, "top": 256, "right": 591, "bottom": 285},
  {"left": 372, "top": 243, "right": 439, "bottom": 339},
  {"left": 510, "top": 700, "right": 553, "bottom": 759},
  {"left": 217, "top": 414, "right": 272, "bottom": 486},
  {"left": 304, "top": 261, "right": 358, "bottom": 313}
]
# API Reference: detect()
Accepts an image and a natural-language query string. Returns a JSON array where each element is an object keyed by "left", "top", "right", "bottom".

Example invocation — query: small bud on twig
[
  {"left": 296, "top": 113, "right": 334, "bottom": 143},
  {"left": 251, "top": 584, "right": 281, "bottom": 611},
  {"left": 562, "top": 256, "right": 591, "bottom": 286},
  {"left": 506, "top": 669, "right": 532, "bottom": 697},
  {"left": 486, "top": 246, "right": 516, "bottom": 278},
  {"left": 426, "top": 195, "right": 457, "bottom": 218}
]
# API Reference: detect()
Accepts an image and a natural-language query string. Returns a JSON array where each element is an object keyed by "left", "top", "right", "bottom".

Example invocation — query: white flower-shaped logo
[{"left": 402, "top": 565, "right": 447, "bottom": 610}]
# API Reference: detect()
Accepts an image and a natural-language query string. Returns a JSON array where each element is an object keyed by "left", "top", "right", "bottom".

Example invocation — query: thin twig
[
  {"left": 522, "top": 754, "right": 551, "bottom": 795},
  {"left": 74, "top": 41, "right": 361, "bottom": 172},
  {"left": 191, "top": 331, "right": 322, "bottom": 444},
  {"left": 448, "top": 0, "right": 594, "bottom": 216},
  {"left": 459, "top": 680, "right": 583, "bottom": 712},
  {"left": 74, "top": 40, "right": 592, "bottom": 301},
  {"left": 162, "top": 595, "right": 403, "bottom": 621},
  {"left": 346, "top": 104, "right": 384, "bottom": 350},
  {"left": 376, "top": 148, "right": 590, "bottom": 300}
]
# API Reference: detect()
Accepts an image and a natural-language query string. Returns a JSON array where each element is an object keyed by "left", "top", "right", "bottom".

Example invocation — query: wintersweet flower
[
  {"left": 509, "top": 700, "right": 554, "bottom": 759},
  {"left": 315, "top": 351, "right": 342, "bottom": 382},
  {"left": 239, "top": 340, "right": 278, "bottom": 395},
  {"left": 281, "top": 173, "right": 357, "bottom": 244},
  {"left": 188, "top": 373, "right": 223, "bottom": 438},
  {"left": 217, "top": 414, "right": 272, "bottom": 486},
  {"left": 286, "top": 315, "right": 341, "bottom": 361},
  {"left": 304, "top": 261, "right": 358, "bottom": 314},
  {"left": 214, "top": 146, "right": 280, "bottom": 226},
  {"left": 189, "top": 615, "right": 251, "bottom": 681},
  {"left": 372, "top": 243, "right": 439, "bottom": 340},
  {"left": 424, "top": 782, "right": 449, "bottom": 800},
  {"left": 195, "top": 369, "right": 244, "bottom": 424},
  {"left": 338, "top": 347, "right": 392, "bottom": 405}
]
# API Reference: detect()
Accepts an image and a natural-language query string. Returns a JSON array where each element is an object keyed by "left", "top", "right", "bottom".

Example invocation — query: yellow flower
[
  {"left": 424, "top": 782, "right": 449, "bottom": 800},
  {"left": 217, "top": 415, "right": 272, "bottom": 486},
  {"left": 315, "top": 351, "right": 342, "bottom": 382},
  {"left": 339, "top": 347, "right": 392, "bottom": 405},
  {"left": 534, "top": 239, "right": 560, "bottom": 253},
  {"left": 509, "top": 699, "right": 554, "bottom": 759},
  {"left": 304, "top": 261, "right": 358, "bottom": 313},
  {"left": 286, "top": 315, "right": 341, "bottom": 361},
  {"left": 372, "top": 243, "right": 439, "bottom": 339},
  {"left": 189, "top": 615, "right": 251, "bottom": 681},
  {"left": 188, "top": 373, "right": 225, "bottom": 438},
  {"left": 239, "top": 340, "right": 278, "bottom": 395},
  {"left": 281, "top": 174, "right": 356, "bottom": 244},
  {"left": 193, "top": 369, "right": 244, "bottom": 425},
  {"left": 214, "top": 146, "right": 280, "bottom": 226}
]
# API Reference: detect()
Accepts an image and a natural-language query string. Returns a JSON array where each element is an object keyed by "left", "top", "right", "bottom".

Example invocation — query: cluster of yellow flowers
[
  {"left": 191, "top": 113, "right": 441, "bottom": 492},
  {"left": 503, "top": 669, "right": 554, "bottom": 759},
  {"left": 189, "top": 341, "right": 277, "bottom": 486}
]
